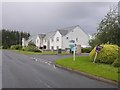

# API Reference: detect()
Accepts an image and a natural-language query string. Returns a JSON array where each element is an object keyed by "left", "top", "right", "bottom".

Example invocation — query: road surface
[
  {"left": 2, "top": 50, "right": 117, "bottom": 88},
  {"left": 0, "top": 50, "right": 2, "bottom": 89}
]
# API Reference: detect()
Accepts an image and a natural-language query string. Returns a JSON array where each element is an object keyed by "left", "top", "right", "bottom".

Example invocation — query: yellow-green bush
[
  {"left": 23, "top": 45, "right": 41, "bottom": 52},
  {"left": 10, "top": 45, "right": 22, "bottom": 50},
  {"left": 89, "top": 44, "right": 119, "bottom": 64},
  {"left": 112, "top": 58, "right": 120, "bottom": 67}
]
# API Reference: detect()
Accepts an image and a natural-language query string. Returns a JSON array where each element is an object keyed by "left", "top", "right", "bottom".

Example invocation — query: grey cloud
[
  {"left": 0, "top": 3, "right": 2, "bottom": 29},
  {"left": 2, "top": 2, "right": 117, "bottom": 35}
]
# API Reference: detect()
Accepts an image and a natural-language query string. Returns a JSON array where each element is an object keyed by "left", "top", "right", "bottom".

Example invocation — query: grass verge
[
  {"left": 16, "top": 50, "right": 57, "bottom": 55},
  {"left": 55, "top": 56, "right": 118, "bottom": 82},
  {"left": 14, "top": 50, "right": 70, "bottom": 55}
]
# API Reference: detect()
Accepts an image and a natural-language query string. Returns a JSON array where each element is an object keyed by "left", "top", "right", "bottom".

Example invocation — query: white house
[
  {"left": 43, "top": 31, "right": 57, "bottom": 50},
  {"left": 58, "top": 25, "right": 89, "bottom": 49},
  {"left": 22, "top": 25, "right": 90, "bottom": 50},
  {"left": 36, "top": 34, "right": 46, "bottom": 48},
  {"left": 22, "top": 35, "right": 37, "bottom": 47},
  {"left": 47, "top": 30, "right": 62, "bottom": 50}
]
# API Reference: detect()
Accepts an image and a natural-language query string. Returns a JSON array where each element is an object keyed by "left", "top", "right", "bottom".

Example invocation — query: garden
[{"left": 55, "top": 44, "right": 119, "bottom": 82}]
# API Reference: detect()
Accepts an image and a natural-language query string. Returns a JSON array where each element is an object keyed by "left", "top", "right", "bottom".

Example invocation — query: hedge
[
  {"left": 23, "top": 45, "right": 41, "bottom": 52},
  {"left": 81, "top": 47, "right": 92, "bottom": 53},
  {"left": 89, "top": 44, "right": 119, "bottom": 66},
  {"left": 10, "top": 45, "right": 22, "bottom": 50}
]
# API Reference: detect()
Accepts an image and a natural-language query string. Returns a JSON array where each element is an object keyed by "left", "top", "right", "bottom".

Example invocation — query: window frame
[
  {"left": 56, "top": 37, "right": 59, "bottom": 42},
  {"left": 76, "top": 38, "right": 78, "bottom": 42},
  {"left": 51, "top": 46, "right": 54, "bottom": 50},
  {"left": 51, "top": 38, "right": 54, "bottom": 42}
]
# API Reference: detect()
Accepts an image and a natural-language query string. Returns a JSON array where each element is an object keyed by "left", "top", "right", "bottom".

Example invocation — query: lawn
[
  {"left": 16, "top": 50, "right": 57, "bottom": 55},
  {"left": 15, "top": 50, "right": 70, "bottom": 55},
  {"left": 55, "top": 56, "right": 118, "bottom": 82}
]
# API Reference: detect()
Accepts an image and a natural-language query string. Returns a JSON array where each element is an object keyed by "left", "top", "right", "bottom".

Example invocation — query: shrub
[
  {"left": 89, "top": 44, "right": 119, "bottom": 64},
  {"left": 81, "top": 47, "right": 92, "bottom": 53},
  {"left": 11, "top": 45, "right": 22, "bottom": 50},
  {"left": 24, "top": 45, "right": 41, "bottom": 52},
  {"left": 28, "top": 41, "right": 36, "bottom": 46},
  {"left": 112, "top": 58, "right": 120, "bottom": 67}
]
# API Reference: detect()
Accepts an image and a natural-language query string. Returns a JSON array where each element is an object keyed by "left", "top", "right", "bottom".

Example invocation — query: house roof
[
  {"left": 57, "top": 25, "right": 79, "bottom": 36},
  {"left": 26, "top": 25, "right": 88, "bottom": 42},
  {"left": 44, "top": 31, "right": 56, "bottom": 39},
  {"left": 27, "top": 35, "right": 37, "bottom": 43},
  {"left": 38, "top": 34, "right": 46, "bottom": 38},
  {"left": 58, "top": 30, "right": 69, "bottom": 36},
  {"left": 59, "top": 25, "right": 79, "bottom": 31}
]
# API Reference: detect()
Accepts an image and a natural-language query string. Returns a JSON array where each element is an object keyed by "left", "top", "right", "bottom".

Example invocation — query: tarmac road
[{"left": 2, "top": 50, "right": 117, "bottom": 88}]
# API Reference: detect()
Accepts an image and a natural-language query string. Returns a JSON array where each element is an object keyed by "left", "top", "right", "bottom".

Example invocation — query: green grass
[
  {"left": 15, "top": 50, "right": 57, "bottom": 55},
  {"left": 14, "top": 50, "right": 70, "bottom": 55},
  {"left": 55, "top": 56, "right": 118, "bottom": 82}
]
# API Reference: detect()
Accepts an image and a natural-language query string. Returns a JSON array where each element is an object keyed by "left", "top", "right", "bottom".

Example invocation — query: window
[
  {"left": 43, "top": 45, "right": 46, "bottom": 49},
  {"left": 52, "top": 38, "right": 54, "bottom": 42},
  {"left": 56, "top": 37, "right": 59, "bottom": 41},
  {"left": 76, "top": 38, "right": 78, "bottom": 42},
  {"left": 51, "top": 46, "right": 54, "bottom": 50},
  {"left": 57, "top": 46, "right": 59, "bottom": 49},
  {"left": 66, "top": 37, "right": 68, "bottom": 39}
]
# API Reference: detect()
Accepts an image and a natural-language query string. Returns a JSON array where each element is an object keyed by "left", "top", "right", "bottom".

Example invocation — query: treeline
[{"left": 1, "top": 29, "right": 30, "bottom": 49}]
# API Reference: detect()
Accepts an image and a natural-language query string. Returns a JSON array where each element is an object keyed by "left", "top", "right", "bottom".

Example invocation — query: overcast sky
[{"left": 2, "top": 2, "right": 117, "bottom": 35}]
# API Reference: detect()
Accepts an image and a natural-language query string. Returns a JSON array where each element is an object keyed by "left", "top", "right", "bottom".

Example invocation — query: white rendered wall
[
  {"left": 36, "top": 36, "right": 40, "bottom": 48},
  {"left": 49, "top": 31, "right": 62, "bottom": 50},
  {"left": 62, "top": 26, "right": 89, "bottom": 49}
]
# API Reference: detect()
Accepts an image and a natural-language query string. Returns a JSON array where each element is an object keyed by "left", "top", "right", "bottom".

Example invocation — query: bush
[
  {"left": 28, "top": 41, "right": 36, "bottom": 46},
  {"left": 81, "top": 47, "right": 92, "bottom": 53},
  {"left": 11, "top": 45, "right": 22, "bottom": 50},
  {"left": 89, "top": 44, "right": 119, "bottom": 64},
  {"left": 23, "top": 45, "right": 41, "bottom": 52},
  {"left": 112, "top": 58, "right": 120, "bottom": 67}
]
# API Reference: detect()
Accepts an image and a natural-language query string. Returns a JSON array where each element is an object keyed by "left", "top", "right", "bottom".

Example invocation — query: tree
[
  {"left": 89, "top": 34, "right": 101, "bottom": 48},
  {"left": 1, "top": 29, "right": 30, "bottom": 49},
  {"left": 89, "top": 6, "right": 120, "bottom": 47}
]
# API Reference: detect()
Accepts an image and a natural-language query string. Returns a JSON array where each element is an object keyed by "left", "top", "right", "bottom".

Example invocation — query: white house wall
[
  {"left": 22, "top": 38, "right": 29, "bottom": 47},
  {"left": 24, "top": 26, "right": 89, "bottom": 50},
  {"left": 36, "top": 36, "right": 40, "bottom": 48},
  {"left": 22, "top": 38, "right": 25, "bottom": 47},
  {"left": 62, "top": 36, "right": 69, "bottom": 49},
  {"left": 49, "top": 31, "right": 62, "bottom": 50},
  {"left": 43, "top": 39, "right": 48, "bottom": 49},
  {"left": 62, "top": 26, "right": 89, "bottom": 49}
]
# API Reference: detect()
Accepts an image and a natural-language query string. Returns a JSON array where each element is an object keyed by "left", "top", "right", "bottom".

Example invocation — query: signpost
[
  {"left": 93, "top": 45, "right": 103, "bottom": 63},
  {"left": 69, "top": 40, "right": 76, "bottom": 61},
  {"left": 73, "top": 46, "right": 76, "bottom": 61}
]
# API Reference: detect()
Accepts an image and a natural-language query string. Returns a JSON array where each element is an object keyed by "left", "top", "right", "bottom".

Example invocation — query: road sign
[
  {"left": 69, "top": 40, "right": 76, "bottom": 61},
  {"left": 71, "top": 46, "right": 76, "bottom": 51}
]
